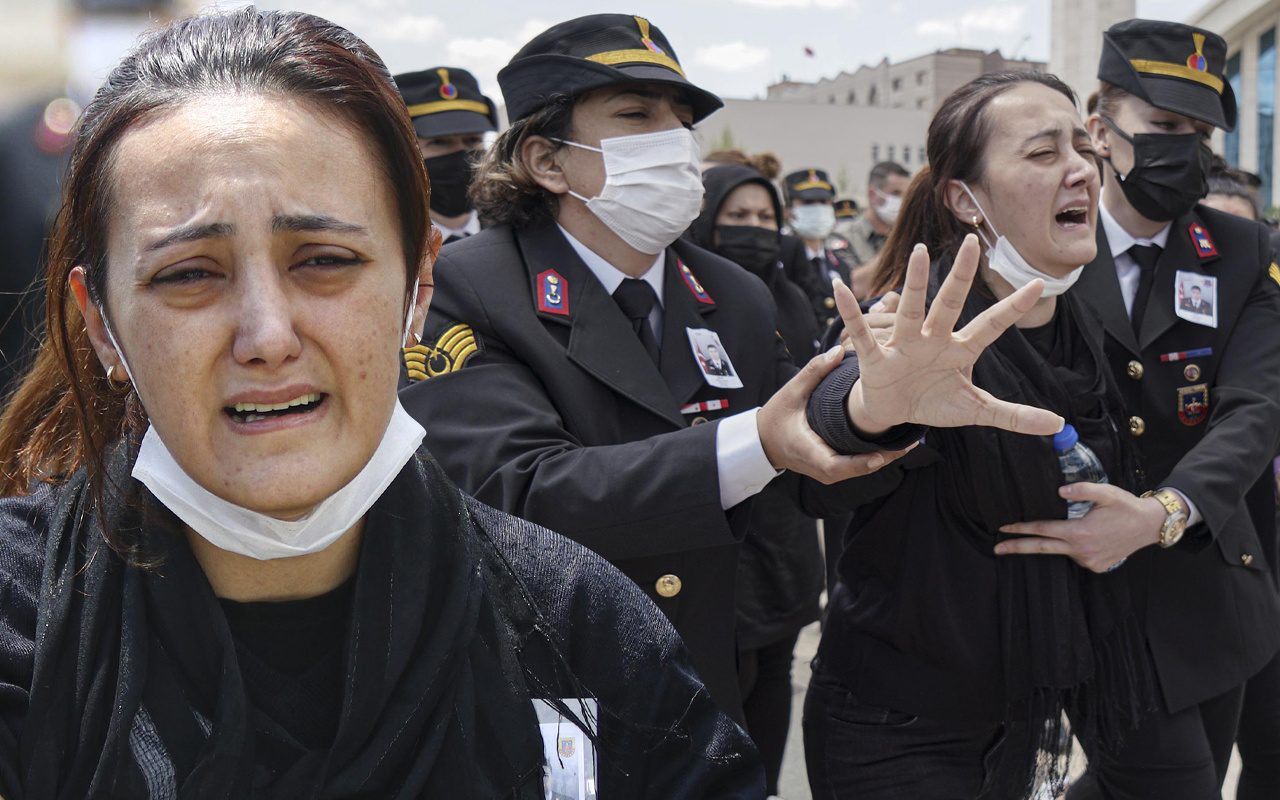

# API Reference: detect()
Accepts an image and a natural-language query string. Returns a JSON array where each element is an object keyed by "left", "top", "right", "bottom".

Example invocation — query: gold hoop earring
[
  {"left": 106, "top": 365, "right": 129, "bottom": 385},
  {"left": 972, "top": 215, "right": 981, "bottom": 227}
]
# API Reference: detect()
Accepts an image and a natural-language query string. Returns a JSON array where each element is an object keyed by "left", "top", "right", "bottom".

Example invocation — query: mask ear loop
[
  {"left": 549, "top": 138, "right": 604, "bottom": 204},
  {"left": 97, "top": 305, "right": 148, "bottom": 409},
  {"left": 1097, "top": 115, "right": 1134, "bottom": 184},
  {"left": 959, "top": 182, "right": 999, "bottom": 250},
  {"left": 403, "top": 285, "right": 419, "bottom": 347}
]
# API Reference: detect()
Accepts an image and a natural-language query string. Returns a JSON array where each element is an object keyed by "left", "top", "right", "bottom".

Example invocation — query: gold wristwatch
[{"left": 1143, "top": 489, "right": 1188, "bottom": 548}]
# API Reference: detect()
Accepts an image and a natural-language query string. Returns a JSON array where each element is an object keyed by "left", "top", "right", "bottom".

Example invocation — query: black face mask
[
  {"left": 715, "top": 225, "right": 781, "bottom": 277},
  {"left": 1102, "top": 116, "right": 1211, "bottom": 222},
  {"left": 423, "top": 149, "right": 479, "bottom": 218}
]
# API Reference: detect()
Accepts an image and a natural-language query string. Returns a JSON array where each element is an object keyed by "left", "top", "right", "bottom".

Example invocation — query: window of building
[
  {"left": 1261, "top": 28, "right": 1276, "bottom": 209},
  {"left": 903, "top": 146, "right": 910, "bottom": 164},
  {"left": 1225, "top": 52, "right": 1242, "bottom": 166},
  {"left": 828, "top": 94, "right": 835, "bottom": 104},
  {"left": 869, "top": 85, "right": 878, "bottom": 105},
  {"left": 892, "top": 77, "right": 902, "bottom": 91},
  {"left": 872, "top": 144, "right": 880, "bottom": 162},
  {"left": 919, "top": 146, "right": 926, "bottom": 164},
  {"left": 848, "top": 90, "right": 856, "bottom": 104},
  {"left": 888, "top": 145, "right": 896, "bottom": 162},
  {"left": 916, "top": 71, "right": 926, "bottom": 85},
  {"left": 916, "top": 98, "right": 926, "bottom": 109}
]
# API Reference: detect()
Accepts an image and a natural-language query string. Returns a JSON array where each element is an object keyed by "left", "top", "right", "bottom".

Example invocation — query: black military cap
[
  {"left": 498, "top": 14, "right": 722, "bottom": 124},
  {"left": 834, "top": 198, "right": 859, "bottom": 218},
  {"left": 785, "top": 169, "right": 836, "bottom": 202},
  {"left": 1099, "top": 19, "right": 1237, "bottom": 131},
  {"left": 395, "top": 67, "right": 498, "bottom": 139}
]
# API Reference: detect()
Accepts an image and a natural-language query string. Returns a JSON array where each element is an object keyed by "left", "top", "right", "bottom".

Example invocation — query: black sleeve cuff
[{"left": 805, "top": 353, "right": 928, "bottom": 455}]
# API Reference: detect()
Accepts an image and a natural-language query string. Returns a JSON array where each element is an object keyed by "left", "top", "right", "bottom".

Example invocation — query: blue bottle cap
[{"left": 1053, "top": 423, "right": 1079, "bottom": 451}]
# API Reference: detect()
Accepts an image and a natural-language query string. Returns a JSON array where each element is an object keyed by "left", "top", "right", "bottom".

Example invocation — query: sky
[{"left": 244, "top": 0, "right": 1211, "bottom": 101}]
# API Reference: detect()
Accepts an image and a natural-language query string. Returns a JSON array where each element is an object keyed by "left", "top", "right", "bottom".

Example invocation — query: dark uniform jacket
[
  {"left": 780, "top": 235, "right": 838, "bottom": 331},
  {"left": 400, "top": 219, "right": 809, "bottom": 720},
  {"left": 1075, "top": 204, "right": 1280, "bottom": 712}
]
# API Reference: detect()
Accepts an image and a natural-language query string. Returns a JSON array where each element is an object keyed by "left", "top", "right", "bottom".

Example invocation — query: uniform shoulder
[
  {"left": 1194, "top": 205, "right": 1271, "bottom": 253},
  {"left": 432, "top": 225, "right": 520, "bottom": 280},
  {"left": 672, "top": 239, "right": 775, "bottom": 311}
]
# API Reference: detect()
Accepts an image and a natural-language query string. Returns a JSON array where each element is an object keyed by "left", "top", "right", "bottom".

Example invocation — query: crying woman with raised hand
[
  {"left": 804, "top": 71, "right": 1166, "bottom": 799},
  {"left": 0, "top": 8, "right": 767, "bottom": 797}
]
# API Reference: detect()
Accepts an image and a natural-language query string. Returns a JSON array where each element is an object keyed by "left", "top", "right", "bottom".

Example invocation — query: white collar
[
  {"left": 434, "top": 210, "right": 481, "bottom": 239},
  {"left": 1099, "top": 201, "right": 1171, "bottom": 257},
  {"left": 556, "top": 223, "right": 666, "bottom": 305},
  {"left": 804, "top": 244, "right": 824, "bottom": 262}
]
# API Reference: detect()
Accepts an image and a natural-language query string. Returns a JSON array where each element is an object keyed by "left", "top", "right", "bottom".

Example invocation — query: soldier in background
[
  {"left": 840, "top": 161, "right": 910, "bottom": 297},
  {"left": 393, "top": 67, "right": 498, "bottom": 245},
  {"left": 0, "top": 0, "right": 173, "bottom": 395}
]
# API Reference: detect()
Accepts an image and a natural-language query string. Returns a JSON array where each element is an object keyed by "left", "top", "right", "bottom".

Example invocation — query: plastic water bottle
[{"left": 1053, "top": 424, "right": 1109, "bottom": 519}]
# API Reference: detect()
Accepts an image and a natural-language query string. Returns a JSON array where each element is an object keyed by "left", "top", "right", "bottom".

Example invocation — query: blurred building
[
  {"left": 1049, "top": 0, "right": 1136, "bottom": 106},
  {"left": 694, "top": 99, "right": 931, "bottom": 204},
  {"left": 764, "top": 48, "right": 1046, "bottom": 112},
  {"left": 1190, "top": 0, "right": 1280, "bottom": 212}
]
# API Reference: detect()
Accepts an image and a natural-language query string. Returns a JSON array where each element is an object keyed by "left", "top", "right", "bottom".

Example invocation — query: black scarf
[
  {"left": 18, "top": 445, "right": 549, "bottom": 798},
  {"left": 926, "top": 286, "right": 1153, "bottom": 795}
]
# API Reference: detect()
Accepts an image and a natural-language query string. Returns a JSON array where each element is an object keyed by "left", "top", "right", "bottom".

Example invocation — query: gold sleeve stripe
[{"left": 1269, "top": 262, "right": 1280, "bottom": 288}]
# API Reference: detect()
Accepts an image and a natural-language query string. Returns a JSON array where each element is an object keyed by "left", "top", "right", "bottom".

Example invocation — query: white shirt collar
[
  {"left": 804, "top": 244, "right": 824, "bottom": 262},
  {"left": 556, "top": 223, "right": 666, "bottom": 306},
  {"left": 1099, "top": 201, "right": 1171, "bottom": 257},
  {"left": 434, "top": 210, "right": 481, "bottom": 240}
]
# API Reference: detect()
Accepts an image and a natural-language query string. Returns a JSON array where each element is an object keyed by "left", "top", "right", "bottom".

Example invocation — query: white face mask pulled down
[
  {"left": 960, "top": 183, "right": 1083, "bottom": 298},
  {"left": 99, "top": 298, "right": 425, "bottom": 561},
  {"left": 556, "top": 128, "right": 705, "bottom": 255},
  {"left": 789, "top": 204, "right": 836, "bottom": 240}
]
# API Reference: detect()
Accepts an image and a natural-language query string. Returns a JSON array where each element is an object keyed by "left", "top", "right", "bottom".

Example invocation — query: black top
[{"left": 220, "top": 581, "right": 353, "bottom": 751}]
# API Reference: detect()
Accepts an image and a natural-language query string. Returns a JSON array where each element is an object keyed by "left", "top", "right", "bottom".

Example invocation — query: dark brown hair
[
  {"left": 873, "top": 71, "right": 1078, "bottom": 295},
  {"left": 469, "top": 95, "right": 575, "bottom": 228},
  {"left": 0, "top": 8, "right": 430, "bottom": 554}
]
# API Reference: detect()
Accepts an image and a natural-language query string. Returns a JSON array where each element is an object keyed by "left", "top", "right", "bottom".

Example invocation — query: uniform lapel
[
  {"left": 1076, "top": 224, "right": 1141, "bottom": 356},
  {"left": 1139, "top": 210, "right": 1221, "bottom": 348},
  {"left": 659, "top": 251, "right": 717, "bottom": 408},
  {"left": 515, "top": 222, "right": 686, "bottom": 428}
]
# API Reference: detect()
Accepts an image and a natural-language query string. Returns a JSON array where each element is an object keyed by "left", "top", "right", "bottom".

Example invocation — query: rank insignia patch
[
  {"left": 1177, "top": 383, "right": 1210, "bottom": 426},
  {"left": 403, "top": 323, "right": 480, "bottom": 381},
  {"left": 1188, "top": 223, "right": 1218, "bottom": 258},
  {"left": 1270, "top": 262, "right": 1280, "bottom": 288},
  {"left": 679, "top": 260, "right": 714, "bottom": 305},
  {"left": 536, "top": 269, "right": 569, "bottom": 316}
]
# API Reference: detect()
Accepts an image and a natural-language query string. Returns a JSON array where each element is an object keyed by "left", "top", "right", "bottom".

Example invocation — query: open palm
[{"left": 841, "top": 235, "right": 1064, "bottom": 437}]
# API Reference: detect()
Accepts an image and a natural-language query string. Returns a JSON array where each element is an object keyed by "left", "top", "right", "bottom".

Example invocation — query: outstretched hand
[{"left": 839, "top": 234, "right": 1064, "bottom": 437}]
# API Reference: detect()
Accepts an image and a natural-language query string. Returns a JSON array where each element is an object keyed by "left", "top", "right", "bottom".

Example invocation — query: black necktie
[
  {"left": 1129, "top": 244, "right": 1162, "bottom": 336},
  {"left": 613, "top": 278, "right": 661, "bottom": 365}
]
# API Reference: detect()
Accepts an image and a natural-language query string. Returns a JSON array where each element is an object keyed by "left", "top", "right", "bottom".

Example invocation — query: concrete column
[{"left": 1050, "top": 0, "right": 1137, "bottom": 107}]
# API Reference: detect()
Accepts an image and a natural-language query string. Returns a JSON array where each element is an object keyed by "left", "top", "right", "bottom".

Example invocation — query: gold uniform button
[
  {"left": 824, "top": 297, "right": 836, "bottom": 308},
  {"left": 1129, "top": 416, "right": 1146, "bottom": 437},
  {"left": 1243, "top": 554, "right": 1255, "bottom": 566},
  {"left": 655, "top": 574, "right": 682, "bottom": 598},
  {"left": 1127, "top": 360, "right": 1144, "bottom": 380}
]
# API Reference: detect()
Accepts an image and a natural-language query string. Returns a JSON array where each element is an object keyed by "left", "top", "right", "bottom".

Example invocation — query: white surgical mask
[
  {"left": 556, "top": 128, "right": 705, "bottom": 255},
  {"left": 874, "top": 191, "right": 902, "bottom": 226},
  {"left": 790, "top": 204, "right": 836, "bottom": 240},
  {"left": 960, "top": 182, "right": 1083, "bottom": 298},
  {"left": 99, "top": 301, "right": 425, "bottom": 561}
]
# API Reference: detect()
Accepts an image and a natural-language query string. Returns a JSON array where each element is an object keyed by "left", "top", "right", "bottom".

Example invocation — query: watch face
[{"left": 1165, "top": 519, "right": 1187, "bottom": 546}]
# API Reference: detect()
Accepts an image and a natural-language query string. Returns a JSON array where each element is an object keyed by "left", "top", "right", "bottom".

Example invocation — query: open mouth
[
  {"left": 1055, "top": 207, "right": 1088, "bottom": 228},
  {"left": 225, "top": 392, "right": 325, "bottom": 424}
]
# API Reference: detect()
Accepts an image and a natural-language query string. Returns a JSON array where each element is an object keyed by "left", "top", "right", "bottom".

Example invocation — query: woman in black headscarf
[
  {"left": 685, "top": 164, "right": 822, "bottom": 794},
  {"left": 0, "top": 8, "right": 762, "bottom": 797}
]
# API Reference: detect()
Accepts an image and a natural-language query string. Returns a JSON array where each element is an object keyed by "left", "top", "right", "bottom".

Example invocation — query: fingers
[
  {"left": 804, "top": 442, "right": 918, "bottom": 484},
  {"left": 892, "top": 244, "right": 931, "bottom": 341},
  {"left": 956, "top": 278, "right": 1046, "bottom": 354},
  {"left": 868, "top": 291, "right": 901, "bottom": 314},
  {"left": 781, "top": 345, "right": 845, "bottom": 401},
  {"left": 969, "top": 389, "right": 1064, "bottom": 436},
  {"left": 1059, "top": 481, "right": 1121, "bottom": 504},
  {"left": 757, "top": 346, "right": 846, "bottom": 469},
  {"left": 833, "top": 279, "right": 880, "bottom": 359},
  {"left": 993, "top": 535, "right": 1075, "bottom": 557},
  {"left": 924, "top": 234, "right": 981, "bottom": 336}
]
